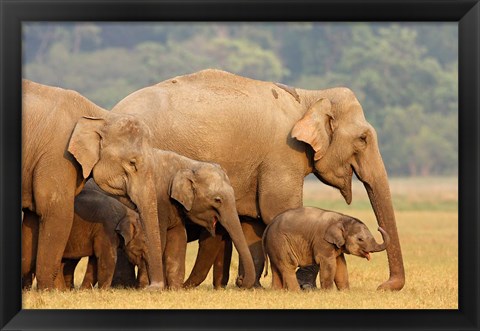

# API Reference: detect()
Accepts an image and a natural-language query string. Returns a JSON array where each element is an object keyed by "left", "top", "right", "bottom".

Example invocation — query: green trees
[
  {"left": 23, "top": 22, "right": 457, "bottom": 176},
  {"left": 290, "top": 24, "right": 457, "bottom": 176}
]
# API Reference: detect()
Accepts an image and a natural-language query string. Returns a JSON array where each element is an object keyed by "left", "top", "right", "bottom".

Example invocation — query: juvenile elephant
[
  {"left": 111, "top": 69, "right": 405, "bottom": 290},
  {"left": 22, "top": 80, "right": 164, "bottom": 290},
  {"left": 21, "top": 180, "right": 147, "bottom": 289},
  {"left": 137, "top": 149, "right": 255, "bottom": 289},
  {"left": 263, "top": 207, "right": 390, "bottom": 291}
]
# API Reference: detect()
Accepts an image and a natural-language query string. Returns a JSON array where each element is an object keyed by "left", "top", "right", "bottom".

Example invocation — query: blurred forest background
[{"left": 23, "top": 22, "right": 458, "bottom": 177}]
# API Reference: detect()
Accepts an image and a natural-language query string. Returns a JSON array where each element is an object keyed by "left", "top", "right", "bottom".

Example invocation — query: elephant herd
[{"left": 21, "top": 69, "right": 405, "bottom": 292}]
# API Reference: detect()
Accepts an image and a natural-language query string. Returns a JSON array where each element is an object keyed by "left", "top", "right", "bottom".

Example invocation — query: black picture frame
[{"left": 1, "top": 0, "right": 478, "bottom": 330}]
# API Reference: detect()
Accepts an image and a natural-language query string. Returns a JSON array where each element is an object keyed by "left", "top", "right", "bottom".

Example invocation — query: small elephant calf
[
  {"left": 262, "top": 207, "right": 389, "bottom": 291},
  {"left": 22, "top": 180, "right": 147, "bottom": 289}
]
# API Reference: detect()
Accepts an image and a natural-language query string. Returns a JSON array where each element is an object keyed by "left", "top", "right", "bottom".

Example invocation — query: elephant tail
[
  {"left": 263, "top": 254, "right": 269, "bottom": 278},
  {"left": 262, "top": 224, "right": 270, "bottom": 278}
]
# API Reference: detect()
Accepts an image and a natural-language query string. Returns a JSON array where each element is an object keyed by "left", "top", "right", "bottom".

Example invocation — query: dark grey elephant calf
[
  {"left": 22, "top": 180, "right": 147, "bottom": 289},
  {"left": 263, "top": 207, "right": 390, "bottom": 291}
]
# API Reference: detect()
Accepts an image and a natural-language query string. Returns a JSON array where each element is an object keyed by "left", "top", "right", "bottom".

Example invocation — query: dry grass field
[{"left": 23, "top": 177, "right": 458, "bottom": 309}]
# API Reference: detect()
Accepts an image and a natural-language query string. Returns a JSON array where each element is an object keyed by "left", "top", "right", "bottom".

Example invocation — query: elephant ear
[
  {"left": 291, "top": 98, "right": 334, "bottom": 161},
  {"left": 324, "top": 221, "right": 346, "bottom": 248},
  {"left": 169, "top": 168, "right": 195, "bottom": 211},
  {"left": 116, "top": 218, "right": 135, "bottom": 246},
  {"left": 68, "top": 117, "right": 105, "bottom": 179}
]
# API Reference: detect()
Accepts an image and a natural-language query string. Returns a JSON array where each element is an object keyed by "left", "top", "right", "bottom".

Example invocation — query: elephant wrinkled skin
[
  {"left": 22, "top": 80, "right": 164, "bottom": 290},
  {"left": 111, "top": 69, "right": 405, "bottom": 291},
  {"left": 263, "top": 207, "right": 389, "bottom": 291}
]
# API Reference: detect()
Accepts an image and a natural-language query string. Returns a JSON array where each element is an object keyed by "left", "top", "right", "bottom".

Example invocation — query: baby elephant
[
  {"left": 263, "top": 207, "right": 390, "bottom": 291},
  {"left": 22, "top": 180, "right": 147, "bottom": 289}
]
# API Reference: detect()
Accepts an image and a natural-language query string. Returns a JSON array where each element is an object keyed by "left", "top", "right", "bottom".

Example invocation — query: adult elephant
[
  {"left": 22, "top": 80, "right": 164, "bottom": 290},
  {"left": 111, "top": 69, "right": 405, "bottom": 291}
]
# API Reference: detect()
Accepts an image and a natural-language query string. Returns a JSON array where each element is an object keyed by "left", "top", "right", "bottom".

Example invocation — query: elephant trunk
[
  {"left": 363, "top": 159, "right": 405, "bottom": 290},
  {"left": 130, "top": 171, "right": 165, "bottom": 290},
  {"left": 218, "top": 202, "right": 256, "bottom": 289},
  {"left": 370, "top": 227, "right": 390, "bottom": 252}
]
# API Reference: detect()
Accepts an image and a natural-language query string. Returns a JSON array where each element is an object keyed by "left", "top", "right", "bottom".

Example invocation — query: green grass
[{"left": 23, "top": 177, "right": 458, "bottom": 309}]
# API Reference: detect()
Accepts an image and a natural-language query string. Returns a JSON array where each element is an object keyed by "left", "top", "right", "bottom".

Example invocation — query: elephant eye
[
  {"left": 129, "top": 159, "right": 137, "bottom": 171},
  {"left": 214, "top": 196, "right": 222, "bottom": 204},
  {"left": 358, "top": 133, "right": 368, "bottom": 144},
  {"left": 354, "top": 134, "right": 367, "bottom": 150},
  {"left": 358, "top": 237, "right": 364, "bottom": 242}
]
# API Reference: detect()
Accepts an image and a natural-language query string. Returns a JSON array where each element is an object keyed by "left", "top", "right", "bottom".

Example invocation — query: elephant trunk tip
[{"left": 372, "top": 226, "right": 390, "bottom": 252}]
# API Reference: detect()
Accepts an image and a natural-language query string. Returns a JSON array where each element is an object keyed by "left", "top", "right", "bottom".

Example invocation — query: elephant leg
[
  {"left": 183, "top": 230, "right": 224, "bottom": 289},
  {"left": 257, "top": 171, "right": 304, "bottom": 226},
  {"left": 259, "top": 173, "right": 318, "bottom": 290},
  {"left": 62, "top": 258, "right": 80, "bottom": 290},
  {"left": 33, "top": 170, "right": 77, "bottom": 290},
  {"left": 317, "top": 257, "right": 337, "bottom": 290},
  {"left": 212, "top": 236, "right": 232, "bottom": 289},
  {"left": 164, "top": 225, "right": 187, "bottom": 289},
  {"left": 236, "top": 218, "right": 266, "bottom": 288},
  {"left": 111, "top": 248, "right": 136, "bottom": 288},
  {"left": 35, "top": 209, "right": 73, "bottom": 290},
  {"left": 334, "top": 254, "right": 349, "bottom": 290},
  {"left": 280, "top": 266, "right": 300, "bottom": 291},
  {"left": 271, "top": 264, "right": 283, "bottom": 290},
  {"left": 95, "top": 244, "right": 117, "bottom": 289},
  {"left": 22, "top": 210, "right": 39, "bottom": 289},
  {"left": 80, "top": 256, "right": 98, "bottom": 289},
  {"left": 96, "top": 258, "right": 115, "bottom": 289},
  {"left": 296, "top": 264, "right": 319, "bottom": 290},
  {"left": 22, "top": 271, "right": 35, "bottom": 290},
  {"left": 136, "top": 261, "right": 149, "bottom": 289},
  {"left": 253, "top": 172, "right": 304, "bottom": 287}
]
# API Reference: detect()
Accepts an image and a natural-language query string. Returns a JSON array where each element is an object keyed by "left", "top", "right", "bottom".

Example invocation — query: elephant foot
[
  {"left": 377, "top": 276, "right": 405, "bottom": 291},
  {"left": 145, "top": 281, "right": 165, "bottom": 291},
  {"left": 37, "top": 275, "right": 67, "bottom": 291},
  {"left": 296, "top": 265, "right": 319, "bottom": 289},
  {"left": 300, "top": 283, "right": 316, "bottom": 291},
  {"left": 235, "top": 276, "right": 263, "bottom": 289},
  {"left": 253, "top": 281, "right": 263, "bottom": 289},
  {"left": 212, "top": 283, "right": 227, "bottom": 290},
  {"left": 183, "top": 277, "right": 203, "bottom": 289},
  {"left": 22, "top": 277, "right": 34, "bottom": 290}
]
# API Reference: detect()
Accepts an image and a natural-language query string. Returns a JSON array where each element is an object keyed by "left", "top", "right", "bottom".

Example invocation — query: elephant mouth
[
  {"left": 208, "top": 216, "right": 218, "bottom": 237},
  {"left": 362, "top": 251, "right": 371, "bottom": 261}
]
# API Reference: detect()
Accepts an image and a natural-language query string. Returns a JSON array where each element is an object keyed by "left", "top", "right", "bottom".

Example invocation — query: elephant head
[
  {"left": 169, "top": 163, "right": 256, "bottom": 289},
  {"left": 292, "top": 87, "right": 404, "bottom": 290},
  {"left": 324, "top": 217, "right": 390, "bottom": 260},
  {"left": 68, "top": 113, "right": 164, "bottom": 289},
  {"left": 115, "top": 208, "right": 147, "bottom": 268}
]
